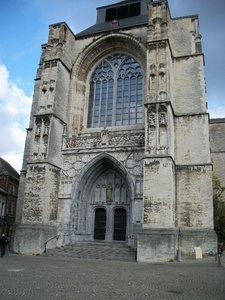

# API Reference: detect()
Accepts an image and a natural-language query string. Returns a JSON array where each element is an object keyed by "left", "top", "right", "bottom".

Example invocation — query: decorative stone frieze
[{"left": 62, "top": 130, "right": 145, "bottom": 149}]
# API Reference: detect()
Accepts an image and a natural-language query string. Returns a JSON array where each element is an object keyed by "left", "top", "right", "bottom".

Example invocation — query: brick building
[{"left": 0, "top": 157, "right": 19, "bottom": 239}]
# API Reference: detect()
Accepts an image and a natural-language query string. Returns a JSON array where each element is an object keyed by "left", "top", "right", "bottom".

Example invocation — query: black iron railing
[{"left": 44, "top": 235, "right": 60, "bottom": 253}]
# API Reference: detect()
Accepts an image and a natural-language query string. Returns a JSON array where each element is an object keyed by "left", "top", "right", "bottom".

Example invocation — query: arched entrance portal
[
  {"left": 71, "top": 154, "right": 134, "bottom": 244},
  {"left": 94, "top": 208, "right": 106, "bottom": 240},
  {"left": 90, "top": 169, "right": 129, "bottom": 241}
]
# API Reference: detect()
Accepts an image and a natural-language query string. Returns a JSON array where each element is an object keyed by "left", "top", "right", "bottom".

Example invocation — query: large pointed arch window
[{"left": 87, "top": 53, "right": 143, "bottom": 128}]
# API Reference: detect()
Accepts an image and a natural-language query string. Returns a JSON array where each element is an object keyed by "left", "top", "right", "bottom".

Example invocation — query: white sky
[{"left": 0, "top": 0, "right": 225, "bottom": 172}]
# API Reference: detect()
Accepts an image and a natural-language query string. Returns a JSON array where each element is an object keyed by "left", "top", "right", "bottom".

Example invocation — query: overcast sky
[{"left": 0, "top": 0, "right": 225, "bottom": 172}]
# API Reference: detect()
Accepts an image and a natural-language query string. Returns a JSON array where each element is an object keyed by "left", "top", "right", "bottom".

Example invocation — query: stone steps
[{"left": 43, "top": 241, "right": 136, "bottom": 262}]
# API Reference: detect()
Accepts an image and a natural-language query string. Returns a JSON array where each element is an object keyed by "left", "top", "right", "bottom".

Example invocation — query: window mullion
[
  {"left": 112, "top": 75, "right": 117, "bottom": 126},
  {"left": 92, "top": 82, "right": 96, "bottom": 128},
  {"left": 135, "top": 76, "right": 138, "bottom": 123},
  {"left": 88, "top": 54, "right": 143, "bottom": 129},
  {"left": 129, "top": 76, "right": 131, "bottom": 124},
  {"left": 121, "top": 78, "right": 124, "bottom": 126},
  {"left": 99, "top": 80, "right": 102, "bottom": 127},
  {"left": 105, "top": 80, "right": 108, "bottom": 127}
]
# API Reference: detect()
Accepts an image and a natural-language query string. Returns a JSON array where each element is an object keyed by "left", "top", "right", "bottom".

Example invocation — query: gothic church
[{"left": 14, "top": 0, "right": 217, "bottom": 262}]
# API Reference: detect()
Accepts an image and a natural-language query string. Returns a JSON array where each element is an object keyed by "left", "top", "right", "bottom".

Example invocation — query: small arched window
[{"left": 87, "top": 53, "right": 143, "bottom": 128}]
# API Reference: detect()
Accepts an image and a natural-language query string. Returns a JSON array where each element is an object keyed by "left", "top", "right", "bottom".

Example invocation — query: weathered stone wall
[
  {"left": 21, "top": 163, "right": 60, "bottom": 224},
  {"left": 143, "top": 157, "right": 175, "bottom": 228},
  {"left": 47, "top": 117, "right": 64, "bottom": 164},
  {"left": 173, "top": 56, "right": 206, "bottom": 115},
  {"left": 14, "top": 163, "right": 60, "bottom": 253},
  {"left": 53, "top": 63, "right": 71, "bottom": 122},
  {"left": 14, "top": 0, "right": 217, "bottom": 260},
  {"left": 15, "top": 171, "right": 26, "bottom": 224},
  {"left": 175, "top": 114, "right": 211, "bottom": 164},
  {"left": 169, "top": 17, "right": 199, "bottom": 57},
  {"left": 176, "top": 165, "right": 214, "bottom": 229},
  {"left": 209, "top": 120, "right": 225, "bottom": 188},
  {"left": 137, "top": 229, "right": 176, "bottom": 262},
  {"left": 14, "top": 224, "right": 57, "bottom": 255},
  {"left": 179, "top": 229, "right": 217, "bottom": 256}
]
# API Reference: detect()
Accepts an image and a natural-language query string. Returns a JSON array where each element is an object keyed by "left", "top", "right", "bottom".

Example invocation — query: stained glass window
[{"left": 87, "top": 53, "right": 143, "bottom": 128}]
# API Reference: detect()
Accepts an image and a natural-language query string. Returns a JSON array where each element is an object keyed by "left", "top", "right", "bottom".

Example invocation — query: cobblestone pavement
[{"left": 0, "top": 254, "right": 224, "bottom": 300}]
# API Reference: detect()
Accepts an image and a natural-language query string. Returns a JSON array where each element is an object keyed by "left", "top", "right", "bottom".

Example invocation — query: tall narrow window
[{"left": 87, "top": 53, "right": 143, "bottom": 128}]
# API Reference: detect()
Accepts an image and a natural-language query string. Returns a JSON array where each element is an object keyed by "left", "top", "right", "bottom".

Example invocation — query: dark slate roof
[
  {"left": 209, "top": 118, "right": 225, "bottom": 124},
  {"left": 76, "top": 0, "right": 152, "bottom": 38},
  {"left": 98, "top": 0, "right": 145, "bottom": 8},
  {"left": 76, "top": 14, "right": 148, "bottom": 38},
  {"left": 0, "top": 188, "right": 7, "bottom": 195},
  {"left": 0, "top": 157, "right": 20, "bottom": 180}
]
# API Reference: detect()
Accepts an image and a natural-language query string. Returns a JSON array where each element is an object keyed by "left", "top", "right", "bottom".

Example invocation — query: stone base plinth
[
  {"left": 178, "top": 229, "right": 217, "bottom": 256},
  {"left": 13, "top": 224, "right": 57, "bottom": 255},
  {"left": 137, "top": 228, "right": 217, "bottom": 262},
  {"left": 137, "top": 229, "right": 176, "bottom": 262}
]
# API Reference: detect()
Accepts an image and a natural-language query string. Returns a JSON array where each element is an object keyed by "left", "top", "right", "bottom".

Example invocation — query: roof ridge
[{"left": 0, "top": 157, "right": 20, "bottom": 179}]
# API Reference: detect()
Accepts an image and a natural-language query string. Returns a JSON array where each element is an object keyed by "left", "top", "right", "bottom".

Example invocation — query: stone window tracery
[
  {"left": 148, "top": 106, "right": 156, "bottom": 127},
  {"left": 43, "top": 116, "right": 50, "bottom": 136},
  {"left": 35, "top": 118, "right": 42, "bottom": 137},
  {"left": 159, "top": 105, "right": 167, "bottom": 127},
  {"left": 87, "top": 53, "right": 143, "bottom": 128}
]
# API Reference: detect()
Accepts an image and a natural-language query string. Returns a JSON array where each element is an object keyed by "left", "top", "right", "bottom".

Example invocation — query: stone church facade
[{"left": 14, "top": 0, "right": 217, "bottom": 262}]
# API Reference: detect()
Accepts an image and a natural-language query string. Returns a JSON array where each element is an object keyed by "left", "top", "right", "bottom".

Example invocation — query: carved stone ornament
[
  {"left": 158, "top": 63, "right": 166, "bottom": 75},
  {"left": 35, "top": 117, "right": 42, "bottom": 137},
  {"left": 44, "top": 60, "right": 58, "bottom": 69},
  {"left": 49, "top": 80, "right": 55, "bottom": 91},
  {"left": 148, "top": 43, "right": 157, "bottom": 51},
  {"left": 158, "top": 41, "right": 166, "bottom": 48},
  {"left": 106, "top": 183, "right": 113, "bottom": 202},
  {"left": 159, "top": 91, "right": 167, "bottom": 101},
  {"left": 101, "top": 130, "right": 109, "bottom": 146},
  {"left": 148, "top": 106, "right": 157, "bottom": 127},
  {"left": 43, "top": 116, "right": 51, "bottom": 136},
  {"left": 62, "top": 131, "right": 145, "bottom": 149},
  {"left": 42, "top": 81, "right": 48, "bottom": 93},
  {"left": 150, "top": 64, "right": 156, "bottom": 76}
]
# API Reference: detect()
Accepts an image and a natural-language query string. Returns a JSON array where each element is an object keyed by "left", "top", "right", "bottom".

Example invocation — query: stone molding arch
[
  {"left": 72, "top": 152, "right": 135, "bottom": 203},
  {"left": 68, "top": 33, "right": 147, "bottom": 135},
  {"left": 72, "top": 33, "right": 147, "bottom": 81},
  {"left": 70, "top": 153, "right": 135, "bottom": 238}
]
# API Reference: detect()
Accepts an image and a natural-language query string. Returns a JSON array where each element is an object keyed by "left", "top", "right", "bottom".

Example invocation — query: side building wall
[{"left": 209, "top": 119, "right": 225, "bottom": 191}]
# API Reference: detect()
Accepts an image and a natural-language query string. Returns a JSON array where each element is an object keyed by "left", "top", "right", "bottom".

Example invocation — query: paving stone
[{"left": 0, "top": 254, "right": 224, "bottom": 299}]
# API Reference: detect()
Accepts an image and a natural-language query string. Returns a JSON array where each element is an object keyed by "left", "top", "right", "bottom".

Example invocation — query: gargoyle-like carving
[{"left": 101, "top": 130, "right": 109, "bottom": 146}]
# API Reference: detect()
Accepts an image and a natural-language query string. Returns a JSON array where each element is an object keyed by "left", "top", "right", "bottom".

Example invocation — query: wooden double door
[{"left": 94, "top": 208, "right": 127, "bottom": 241}]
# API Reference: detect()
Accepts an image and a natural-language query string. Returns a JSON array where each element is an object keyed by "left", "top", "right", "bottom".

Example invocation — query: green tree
[{"left": 213, "top": 175, "right": 225, "bottom": 242}]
